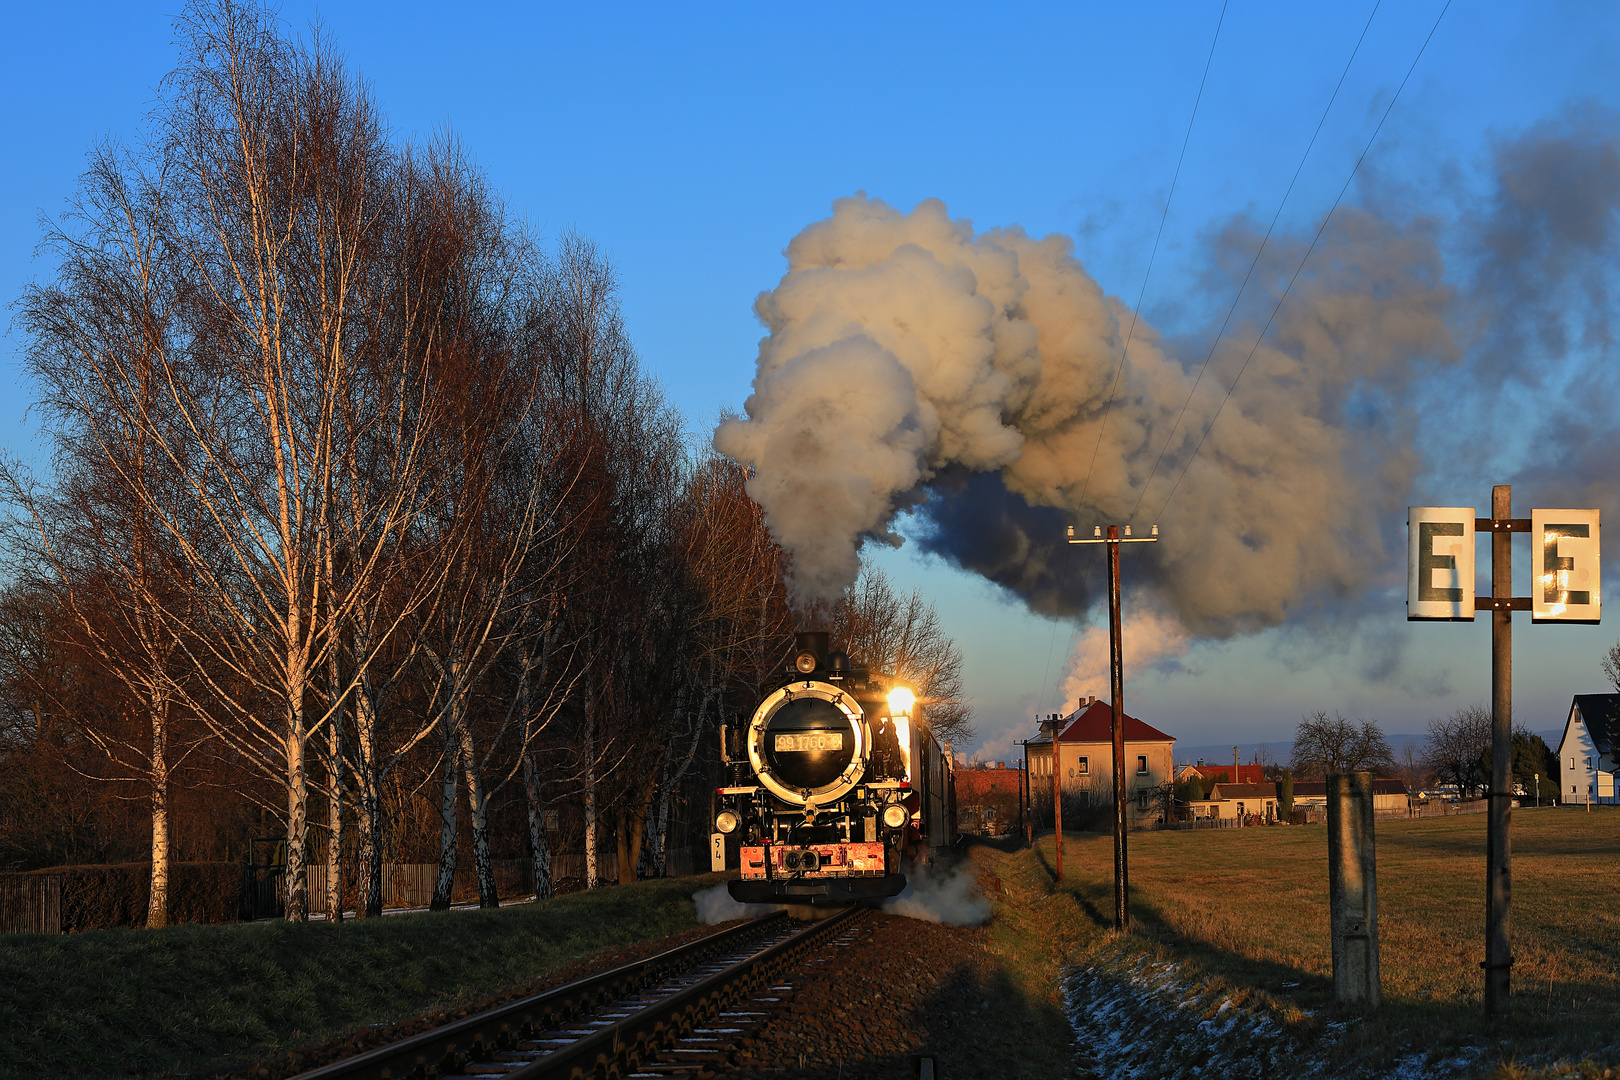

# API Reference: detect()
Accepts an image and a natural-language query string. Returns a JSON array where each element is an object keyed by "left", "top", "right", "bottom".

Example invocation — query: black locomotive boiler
[{"left": 713, "top": 631, "right": 956, "bottom": 908}]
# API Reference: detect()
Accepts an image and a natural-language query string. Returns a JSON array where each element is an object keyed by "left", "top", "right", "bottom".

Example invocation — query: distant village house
[
  {"left": 955, "top": 760, "right": 1024, "bottom": 835},
  {"left": 1183, "top": 781, "right": 1279, "bottom": 823},
  {"left": 1557, "top": 694, "right": 1619, "bottom": 806},
  {"left": 1026, "top": 697, "right": 1175, "bottom": 825},
  {"left": 1291, "top": 778, "right": 1410, "bottom": 815}
]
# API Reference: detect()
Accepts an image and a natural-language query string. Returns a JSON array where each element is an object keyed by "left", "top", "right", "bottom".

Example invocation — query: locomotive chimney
[{"left": 794, "top": 630, "right": 830, "bottom": 669}]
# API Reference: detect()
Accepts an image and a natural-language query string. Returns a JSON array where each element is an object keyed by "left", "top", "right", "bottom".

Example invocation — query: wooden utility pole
[
  {"left": 1482, "top": 485, "right": 1518, "bottom": 1020},
  {"left": 1068, "top": 522, "right": 1158, "bottom": 930},
  {"left": 1018, "top": 740, "right": 1030, "bottom": 848},
  {"left": 1045, "top": 714, "right": 1064, "bottom": 881}
]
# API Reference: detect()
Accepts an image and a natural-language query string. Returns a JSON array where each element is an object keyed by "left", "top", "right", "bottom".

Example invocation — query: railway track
[{"left": 289, "top": 906, "right": 868, "bottom": 1080}]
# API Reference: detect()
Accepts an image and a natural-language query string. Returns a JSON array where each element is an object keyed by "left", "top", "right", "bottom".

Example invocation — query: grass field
[
  {"left": 0, "top": 873, "right": 718, "bottom": 1078},
  {"left": 1039, "top": 807, "right": 1620, "bottom": 1074},
  {"left": 3, "top": 818, "right": 1613, "bottom": 1079}
]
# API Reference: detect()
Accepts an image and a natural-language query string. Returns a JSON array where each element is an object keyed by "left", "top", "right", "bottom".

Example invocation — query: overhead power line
[
  {"left": 1053, "top": 0, "right": 1226, "bottom": 716},
  {"left": 1129, "top": 0, "right": 1384, "bottom": 522},
  {"left": 1076, "top": 0, "right": 1228, "bottom": 513},
  {"left": 1152, "top": 0, "right": 1453, "bottom": 523}
]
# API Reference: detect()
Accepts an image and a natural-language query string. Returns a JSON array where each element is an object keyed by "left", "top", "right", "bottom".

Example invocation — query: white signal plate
[
  {"left": 1408, "top": 507, "right": 1475, "bottom": 621},
  {"left": 1531, "top": 509, "right": 1601, "bottom": 623}
]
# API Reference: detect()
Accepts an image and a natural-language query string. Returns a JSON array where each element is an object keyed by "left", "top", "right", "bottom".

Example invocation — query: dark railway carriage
[{"left": 713, "top": 631, "right": 956, "bottom": 907}]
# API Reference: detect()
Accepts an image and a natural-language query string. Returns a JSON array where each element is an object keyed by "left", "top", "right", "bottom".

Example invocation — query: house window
[
  {"left": 1078, "top": 757, "right": 1089, "bottom": 775},
  {"left": 1137, "top": 755, "right": 1148, "bottom": 774},
  {"left": 1136, "top": 789, "right": 1148, "bottom": 811}
]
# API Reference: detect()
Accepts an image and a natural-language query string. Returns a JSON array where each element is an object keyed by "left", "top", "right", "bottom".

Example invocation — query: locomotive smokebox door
[{"left": 710, "top": 832, "right": 727, "bottom": 871}]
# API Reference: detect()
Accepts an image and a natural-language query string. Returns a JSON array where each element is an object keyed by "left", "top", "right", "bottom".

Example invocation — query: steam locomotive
[{"left": 713, "top": 631, "right": 956, "bottom": 908}]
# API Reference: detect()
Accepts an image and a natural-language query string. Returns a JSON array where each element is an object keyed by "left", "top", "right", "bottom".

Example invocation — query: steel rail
[
  {"left": 507, "top": 906, "right": 860, "bottom": 1080},
  {"left": 289, "top": 911, "right": 792, "bottom": 1080}
]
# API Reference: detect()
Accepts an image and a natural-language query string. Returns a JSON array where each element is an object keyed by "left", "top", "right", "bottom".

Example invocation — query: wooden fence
[
  {"left": 0, "top": 875, "right": 61, "bottom": 934},
  {"left": 302, "top": 857, "right": 638, "bottom": 914},
  {"left": 5, "top": 849, "right": 703, "bottom": 930}
]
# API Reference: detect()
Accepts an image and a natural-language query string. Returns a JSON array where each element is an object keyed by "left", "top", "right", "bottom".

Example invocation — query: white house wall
[{"left": 1558, "top": 709, "right": 1618, "bottom": 806}]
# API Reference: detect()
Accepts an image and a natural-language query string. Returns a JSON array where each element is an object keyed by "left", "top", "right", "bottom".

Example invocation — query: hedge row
[{"left": 4, "top": 862, "right": 243, "bottom": 931}]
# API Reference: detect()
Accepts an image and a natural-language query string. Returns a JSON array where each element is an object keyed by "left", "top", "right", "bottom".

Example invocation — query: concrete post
[{"left": 1328, "top": 771, "right": 1380, "bottom": 1007}]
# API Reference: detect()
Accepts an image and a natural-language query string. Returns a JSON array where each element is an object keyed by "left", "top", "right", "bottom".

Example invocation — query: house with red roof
[
  {"left": 1027, "top": 696, "right": 1176, "bottom": 825},
  {"left": 1175, "top": 761, "right": 1266, "bottom": 787}
]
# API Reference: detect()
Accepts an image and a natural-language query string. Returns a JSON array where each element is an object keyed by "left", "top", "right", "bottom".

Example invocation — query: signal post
[{"left": 1408, "top": 486, "right": 1601, "bottom": 1021}]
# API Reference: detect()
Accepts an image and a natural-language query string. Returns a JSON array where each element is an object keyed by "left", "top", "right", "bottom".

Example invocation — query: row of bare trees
[
  {"left": 0, "top": 0, "right": 975, "bottom": 927},
  {"left": 0, "top": 1, "right": 803, "bottom": 925}
]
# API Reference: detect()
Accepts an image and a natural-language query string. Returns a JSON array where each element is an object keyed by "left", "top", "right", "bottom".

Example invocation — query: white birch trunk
[
  {"left": 459, "top": 719, "right": 498, "bottom": 908},
  {"left": 522, "top": 753, "right": 553, "bottom": 900},
  {"left": 326, "top": 713, "right": 344, "bottom": 921},
  {"left": 285, "top": 720, "right": 310, "bottom": 922},
  {"left": 147, "top": 702, "right": 170, "bottom": 929},
  {"left": 356, "top": 677, "right": 382, "bottom": 917},
  {"left": 432, "top": 721, "right": 459, "bottom": 910}
]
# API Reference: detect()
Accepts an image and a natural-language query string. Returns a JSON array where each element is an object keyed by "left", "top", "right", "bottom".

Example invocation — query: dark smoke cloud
[
  {"left": 1469, "top": 104, "right": 1620, "bottom": 383},
  {"left": 909, "top": 467, "right": 1101, "bottom": 619}
]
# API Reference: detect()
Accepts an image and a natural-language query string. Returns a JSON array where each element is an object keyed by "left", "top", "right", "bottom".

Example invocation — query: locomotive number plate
[{"left": 774, "top": 731, "right": 843, "bottom": 752}]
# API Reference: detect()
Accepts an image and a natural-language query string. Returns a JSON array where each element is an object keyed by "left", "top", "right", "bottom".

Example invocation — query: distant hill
[{"left": 1176, "top": 729, "right": 1563, "bottom": 767}]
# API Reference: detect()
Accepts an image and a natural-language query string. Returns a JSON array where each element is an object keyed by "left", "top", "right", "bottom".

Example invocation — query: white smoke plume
[
  {"left": 692, "top": 883, "right": 780, "bottom": 925},
  {"left": 1060, "top": 604, "right": 1192, "bottom": 710},
  {"left": 881, "top": 860, "right": 993, "bottom": 926},
  {"left": 715, "top": 195, "right": 1454, "bottom": 637}
]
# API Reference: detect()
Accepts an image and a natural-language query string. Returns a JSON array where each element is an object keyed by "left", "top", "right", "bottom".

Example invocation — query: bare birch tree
[{"left": 833, "top": 565, "right": 975, "bottom": 748}]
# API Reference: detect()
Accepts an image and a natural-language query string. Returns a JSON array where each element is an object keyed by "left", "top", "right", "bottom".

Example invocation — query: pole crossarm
[
  {"left": 1475, "top": 597, "right": 1531, "bottom": 611},
  {"left": 1068, "top": 524, "right": 1159, "bottom": 546},
  {"left": 1068, "top": 538, "right": 1160, "bottom": 545},
  {"left": 1475, "top": 518, "right": 1530, "bottom": 532}
]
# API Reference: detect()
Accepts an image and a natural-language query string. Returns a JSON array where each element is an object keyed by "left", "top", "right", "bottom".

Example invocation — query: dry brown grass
[{"left": 1039, "top": 807, "right": 1620, "bottom": 1072}]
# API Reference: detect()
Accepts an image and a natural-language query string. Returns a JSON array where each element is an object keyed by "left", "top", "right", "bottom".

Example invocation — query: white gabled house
[{"left": 1557, "top": 694, "right": 1620, "bottom": 806}]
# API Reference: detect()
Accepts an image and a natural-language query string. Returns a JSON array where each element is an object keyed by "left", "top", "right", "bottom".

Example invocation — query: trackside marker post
[
  {"left": 1327, "top": 771, "right": 1380, "bottom": 1006},
  {"left": 1407, "top": 486, "right": 1601, "bottom": 1023},
  {"left": 1067, "top": 522, "right": 1159, "bottom": 931}
]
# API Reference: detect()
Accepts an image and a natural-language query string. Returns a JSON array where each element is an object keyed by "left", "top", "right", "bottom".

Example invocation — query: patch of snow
[{"left": 1063, "top": 942, "right": 1489, "bottom": 1080}]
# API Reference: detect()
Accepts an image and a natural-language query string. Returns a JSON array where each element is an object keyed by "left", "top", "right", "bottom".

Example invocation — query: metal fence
[
  {"left": 0, "top": 875, "right": 62, "bottom": 934},
  {"left": 1155, "top": 816, "right": 1253, "bottom": 831}
]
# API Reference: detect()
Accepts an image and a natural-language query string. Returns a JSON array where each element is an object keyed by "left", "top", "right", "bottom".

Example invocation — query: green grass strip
[{"left": 0, "top": 873, "right": 719, "bottom": 1078}]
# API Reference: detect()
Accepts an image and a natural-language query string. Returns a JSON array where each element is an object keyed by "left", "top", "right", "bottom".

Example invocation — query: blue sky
[{"left": 6, "top": 2, "right": 1620, "bottom": 762}]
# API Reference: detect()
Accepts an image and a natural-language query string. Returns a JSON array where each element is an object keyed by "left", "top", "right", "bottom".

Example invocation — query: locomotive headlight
[
  {"left": 886, "top": 686, "right": 915, "bottom": 717},
  {"left": 882, "top": 803, "right": 909, "bottom": 830},
  {"left": 715, "top": 810, "right": 740, "bottom": 834}
]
